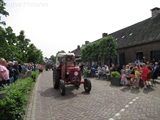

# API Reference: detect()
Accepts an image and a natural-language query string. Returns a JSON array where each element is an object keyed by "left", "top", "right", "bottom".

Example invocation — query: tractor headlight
[
  {"left": 66, "top": 71, "right": 69, "bottom": 75},
  {"left": 74, "top": 71, "right": 78, "bottom": 76}
]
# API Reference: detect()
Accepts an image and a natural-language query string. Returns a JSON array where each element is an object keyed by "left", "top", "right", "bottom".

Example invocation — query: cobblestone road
[{"left": 24, "top": 70, "right": 160, "bottom": 120}]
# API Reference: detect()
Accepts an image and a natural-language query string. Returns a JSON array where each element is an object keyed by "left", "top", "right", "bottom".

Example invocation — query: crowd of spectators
[
  {"left": 120, "top": 61, "right": 160, "bottom": 89},
  {"left": 80, "top": 60, "right": 160, "bottom": 90},
  {"left": 0, "top": 57, "right": 42, "bottom": 88}
]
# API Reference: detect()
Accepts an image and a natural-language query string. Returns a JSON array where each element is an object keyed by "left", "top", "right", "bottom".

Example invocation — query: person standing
[
  {"left": 13, "top": 61, "right": 20, "bottom": 82},
  {"left": 39, "top": 64, "right": 43, "bottom": 73},
  {"left": 141, "top": 63, "right": 149, "bottom": 89},
  {"left": 20, "top": 63, "right": 28, "bottom": 79},
  {"left": 125, "top": 65, "right": 131, "bottom": 86},
  {"left": 97, "top": 65, "right": 102, "bottom": 79},
  {"left": 121, "top": 70, "right": 126, "bottom": 86},
  {"left": 0, "top": 58, "right": 10, "bottom": 87},
  {"left": 79, "top": 62, "right": 84, "bottom": 75},
  {"left": 134, "top": 67, "right": 140, "bottom": 88},
  {"left": 90, "top": 66, "right": 96, "bottom": 77},
  {"left": 105, "top": 65, "right": 110, "bottom": 81},
  {"left": 7, "top": 61, "right": 15, "bottom": 85},
  {"left": 110, "top": 63, "right": 117, "bottom": 73}
]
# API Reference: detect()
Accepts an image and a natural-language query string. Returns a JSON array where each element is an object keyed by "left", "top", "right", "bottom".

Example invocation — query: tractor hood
[
  {"left": 67, "top": 66, "right": 80, "bottom": 71},
  {"left": 66, "top": 66, "right": 81, "bottom": 78}
]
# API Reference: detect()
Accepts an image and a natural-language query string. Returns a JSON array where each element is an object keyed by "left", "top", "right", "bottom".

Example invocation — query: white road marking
[{"left": 108, "top": 97, "right": 139, "bottom": 120}]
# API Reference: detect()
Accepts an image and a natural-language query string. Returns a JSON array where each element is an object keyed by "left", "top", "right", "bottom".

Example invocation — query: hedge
[{"left": 0, "top": 70, "right": 39, "bottom": 120}]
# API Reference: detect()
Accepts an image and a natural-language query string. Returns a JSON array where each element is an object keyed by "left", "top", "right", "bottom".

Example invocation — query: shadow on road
[
  {"left": 143, "top": 87, "right": 155, "bottom": 94},
  {"left": 130, "top": 88, "right": 140, "bottom": 94},
  {"left": 39, "top": 85, "right": 79, "bottom": 100},
  {"left": 39, "top": 88, "right": 54, "bottom": 97},
  {"left": 120, "top": 86, "right": 140, "bottom": 94},
  {"left": 81, "top": 91, "right": 91, "bottom": 95},
  {"left": 120, "top": 85, "right": 156, "bottom": 94}
]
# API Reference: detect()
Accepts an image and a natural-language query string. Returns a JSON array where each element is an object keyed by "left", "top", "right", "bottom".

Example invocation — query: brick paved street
[{"left": 24, "top": 70, "right": 160, "bottom": 120}]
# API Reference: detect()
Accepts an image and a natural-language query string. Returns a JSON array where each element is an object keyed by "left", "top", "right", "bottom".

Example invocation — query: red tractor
[{"left": 53, "top": 53, "right": 91, "bottom": 96}]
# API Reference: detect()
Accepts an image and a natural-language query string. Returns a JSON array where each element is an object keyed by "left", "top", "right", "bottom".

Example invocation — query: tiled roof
[
  {"left": 71, "top": 13, "right": 160, "bottom": 54},
  {"left": 110, "top": 14, "right": 160, "bottom": 49},
  {"left": 71, "top": 48, "right": 81, "bottom": 56}
]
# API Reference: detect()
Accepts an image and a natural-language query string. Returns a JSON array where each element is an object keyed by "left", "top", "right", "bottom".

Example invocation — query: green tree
[
  {"left": 56, "top": 50, "right": 66, "bottom": 56},
  {"left": 98, "top": 35, "right": 117, "bottom": 60},
  {"left": 81, "top": 35, "right": 117, "bottom": 64},
  {"left": 27, "top": 43, "right": 43, "bottom": 64},
  {"left": 90, "top": 42, "right": 99, "bottom": 61},
  {"left": 0, "top": 26, "right": 6, "bottom": 58},
  {"left": 4, "top": 26, "right": 17, "bottom": 61},
  {"left": 81, "top": 43, "right": 99, "bottom": 66},
  {"left": 0, "top": 0, "right": 9, "bottom": 57},
  {"left": 85, "top": 44, "right": 93, "bottom": 62},
  {"left": 81, "top": 47, "right": 87, "bottom": 61},
  {"left": 50, "top": 55, "right": 56, "bottom": 63},
  {"left": 0, "top": 0, "right": 9, "bottom": 25},
  {"left": 0, "top": 1, "right": 44, "bottom": 63},
  {"left": 16, "top": 30, "right": 31, "bottom": 62}
]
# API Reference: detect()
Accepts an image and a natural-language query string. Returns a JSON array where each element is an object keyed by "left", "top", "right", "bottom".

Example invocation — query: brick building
[
  {"left": 111, "top": 7, "right": 160, "bottom": 66},
  {"left": 71, "top": 7, "right": 160, "bottom": 67}
]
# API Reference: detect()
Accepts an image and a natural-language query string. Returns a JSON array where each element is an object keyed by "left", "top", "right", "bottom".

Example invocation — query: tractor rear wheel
[
  {"left": 60, "top": 80, "right": 65, "bottom": 96},
  {"left": 84, "top": 78, "right": 91, "bottom": 93},
  {"left": 53, "top": 69, "right": 60, "bottom": 89}
]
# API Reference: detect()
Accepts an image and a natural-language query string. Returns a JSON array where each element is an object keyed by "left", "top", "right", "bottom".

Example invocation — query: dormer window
[{"left": 129, "top": 33, "right": 133, "bottom": 36}]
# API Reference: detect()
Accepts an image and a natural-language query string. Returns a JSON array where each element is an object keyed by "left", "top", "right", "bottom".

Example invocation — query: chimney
[
  {"left": 77, "top": 45, "right": 80, "bottom": 49},
  {"left": 102, "top": 33, "right": 108, "bottom": 38},
  {"left": 151, "top": 7, "right": 160, "bottom": 18},
  {"left": 81, "top": 44, "right": 85, "bottom": 48},
  {"left": 85, "top": 41, "right": 89, "bottom": 45}
]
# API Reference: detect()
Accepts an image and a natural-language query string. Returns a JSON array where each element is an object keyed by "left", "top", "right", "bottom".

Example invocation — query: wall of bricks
[{"left": 117, "top": 41, "right": 160, "bottom": 64}]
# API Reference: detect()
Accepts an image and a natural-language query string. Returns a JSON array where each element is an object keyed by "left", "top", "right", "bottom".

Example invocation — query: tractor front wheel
[
  {"left": 84, "top": 79, "right": 91, "bottom": 93},
  {"left": 53, "top": 69, "right": 60, "bottom": 89},
  {"left": 60, "top": 80, "right": 65, "bottom": 96}
]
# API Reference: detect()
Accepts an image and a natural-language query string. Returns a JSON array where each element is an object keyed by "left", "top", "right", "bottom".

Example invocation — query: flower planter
[
  {"left": 110, "top": 78, "right": 121, "bottom": 86},
  {"left": 84, "top": 73, "right": 91, "bottom": 78},
  {"left": 110, "top": 71, "right": 121, "bottom": 86},
  {"left": 83, "top": 69, "right": 91, "bottom": 78}
]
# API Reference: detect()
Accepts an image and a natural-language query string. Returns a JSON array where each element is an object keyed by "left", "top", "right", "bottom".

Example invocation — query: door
[{"left": 119, "top": 52, "right": 125, "bottom": 69}]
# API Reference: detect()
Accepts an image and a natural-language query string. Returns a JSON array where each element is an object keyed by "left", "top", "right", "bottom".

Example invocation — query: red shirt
[
  {"left": 141, "top": 67, "right": 149, "bottom": 77},
  {"left": 39, "top": 65, "right": 43, "bottom": 70}
]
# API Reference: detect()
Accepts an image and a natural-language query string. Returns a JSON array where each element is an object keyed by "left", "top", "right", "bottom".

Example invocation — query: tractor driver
[
  {"left": 66, "top": 56, "right": 73, "bottom": 62},
  {"left": 58, "top": 57, "right": 64, "bottom": 63},
  {"left": 66, "top": 56, "right": 75, "bottom": 67}
]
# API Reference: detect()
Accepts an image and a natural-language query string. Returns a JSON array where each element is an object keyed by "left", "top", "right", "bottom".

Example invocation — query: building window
[
  {"left": 129, "top": 33, "right": 133, "bottom": 36},
  {"left": 136, "top": 52, "right": 143, "bottom": 62},
  {"left": 150, "top": 50, "right": 160, "bottom": 62}
]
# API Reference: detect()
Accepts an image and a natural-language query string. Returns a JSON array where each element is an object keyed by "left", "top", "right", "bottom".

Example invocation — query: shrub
[
  {"left": 110, "top": 71, "right": 121, "bottom": 78},
  {"left": 0, "top": 70, "right": 39, "bottom": 120},
  {"left": 83, "top": 69, "right": 90, "bottom": 74},
  {"left": 31, "top": 70, "right": 39, "bottom": 82}
]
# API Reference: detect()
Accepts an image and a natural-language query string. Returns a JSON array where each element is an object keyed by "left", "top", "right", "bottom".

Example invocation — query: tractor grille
[{"left": 72, "top": 76, "right": 79, "bottom": 81}]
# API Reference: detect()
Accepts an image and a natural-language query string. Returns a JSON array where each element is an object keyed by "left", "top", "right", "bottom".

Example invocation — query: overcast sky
[{"left": 2, "top": 0, "right": 159, "bottom": 57}]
